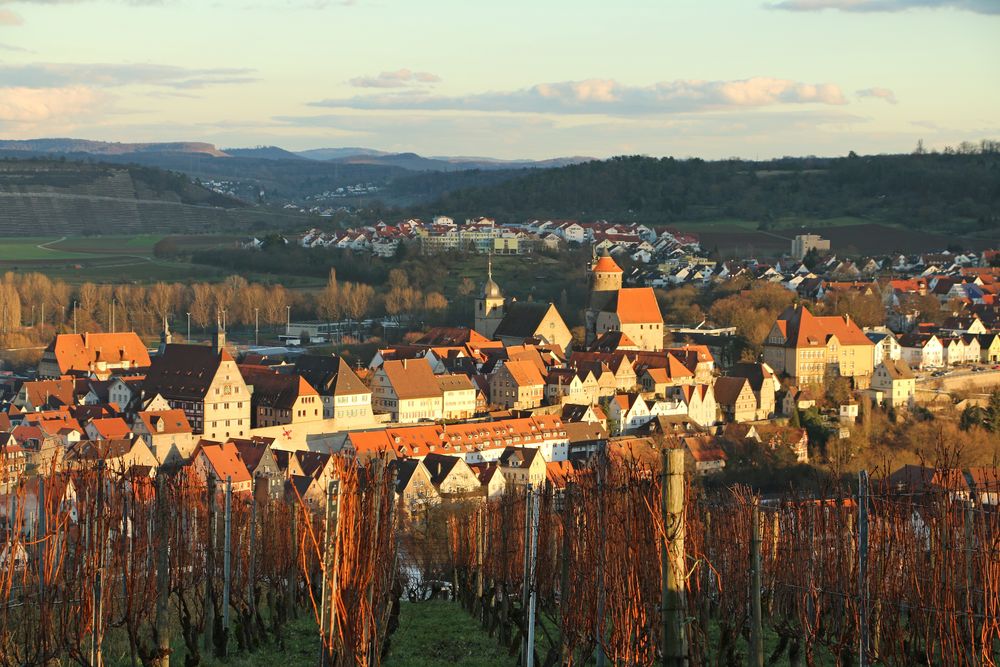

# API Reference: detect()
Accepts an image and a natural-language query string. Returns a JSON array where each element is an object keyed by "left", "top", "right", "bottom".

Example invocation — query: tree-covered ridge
[{"left": 415, "top": 146, "right": 1000, "bottom": 233}]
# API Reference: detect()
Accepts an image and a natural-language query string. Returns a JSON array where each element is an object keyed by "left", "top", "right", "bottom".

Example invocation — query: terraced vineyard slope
[{"left": 0, "top": 159, "right": 303, "bottom": 236}]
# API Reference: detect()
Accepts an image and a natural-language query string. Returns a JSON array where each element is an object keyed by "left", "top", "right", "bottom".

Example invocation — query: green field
[{"left": 0, "top": 234, "right": 250, "bottom": 284}]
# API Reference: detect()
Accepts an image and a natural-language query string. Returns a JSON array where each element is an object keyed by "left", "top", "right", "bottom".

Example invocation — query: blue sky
[{"left": 0, "top": 0, "right": 997, "bottom": 159}]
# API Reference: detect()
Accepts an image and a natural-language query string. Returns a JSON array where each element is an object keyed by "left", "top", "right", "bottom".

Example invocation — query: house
[
  {"left": 371, "top": 358, "right": 443, "bottom": 423},
  {"left": 713, "top": 377, "right": 757, "bottom": 423},
  {"left": 142, "top": 339, "right": 251, "bottom": 441},
  {"left": 606, "top": 393, "right": 651, "bottom": 434},
  {"left": 498, "top": 446, "right": 547, "bottom": 489},
  {"left": 64, "top": 437, "right": 158, "bottom": 475},
  {"left": 239, "top": 366, "right": 322, "bottom": 428},
  {"left": 108, "top": 375, "right": 147, "bottom": 414},
  {"left": 294, "top": 354, "right": 373, "bottom": 422},
  {"left": 285, "top": 474, "right": 325, "bottom": 509},
  {"left": 229, "top": 437, "right": 282, "bottom": 495},
  {"left": 472, "top": 463, "right": 507, "bottom": 499},
  {"left": 490, "top": 361, "right": 545, "bottom": 410},
  {"left": 871, "top": 359, "right": 916, "bottom": 408},
  {"left": 132, "top": 409, "right": 194, "bottom": 464},
  {"left": 763, "top": 306, "right": 874, "bottom": 387},
  {"left": 393, "top": 458, "right": 439, "bottom": 512},
  {"left": 681, "top": 435, "right": 727, "bottom": 475},
  {"left": 898, "top": 333, "right": 944, "bottom": 370},
  {"left": 38, "top": 332, "right": 151, "bottom": 379},
  {"left": 668, "top": 384, "right": 717, "bottom": 428},
  {"left": 84, "top": 417, "right": 131, "bottom": 441},
  {"left": 978, "top": 333, "right": 1000, "bottom": 363},
  {"left": 192, "top": 440, "right": 253, "bottom": 492},
  {"left": 866, "top": 331, "right": 902, "bottom": 365},
  {"left": 437, "top": 374, "right": 477, "bottom": 420},
  {"left": 421, "top": 453, "right": 482, "bottom": 498},
  {"left": 727, "top": 362, "right": 779, "bottom": 420},
  {"left": 14, "top": 379, "right": 78, "bottom": 412}
]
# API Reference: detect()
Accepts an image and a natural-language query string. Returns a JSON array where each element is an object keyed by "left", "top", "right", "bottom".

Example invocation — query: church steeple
[
  {"left": 212, "top": 311, "right": 226, "bottom": 353},
  {"left": 158, "top": 316, "right": 172, "bottom": 356},
  {"left": 475, "top": 254, "right": 506, "bottom": 339}
]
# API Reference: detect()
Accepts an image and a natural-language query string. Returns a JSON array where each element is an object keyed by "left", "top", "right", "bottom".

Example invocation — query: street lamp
[
  {"left": 73, "top": 301, "right": 78, "bottom": 334},
  {"left": 186, "top": 312, "right": 191, "bottom": 341},
  {"left": 286, "top": 305, "right": 291, "bottom": 335},
  {"left": 254, "top": 308, "right": 259, "bottom": 346}
]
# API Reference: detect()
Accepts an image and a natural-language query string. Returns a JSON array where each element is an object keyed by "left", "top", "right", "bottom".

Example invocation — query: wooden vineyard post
[
  {"left": 476, "top": 505, "right": 485, "bottom": 606},
  {"left": 596, "top": 465, "right": 607, "bottom": 667},
  {"left": 526, "top": 485, "right": 541, "bottom": 667},
  {"left": 750, "top": 501, "right": 763, "bottom": 667},
  {"left": 560, "top": 482, "right": 573, "bottom": 665},
  {"left": 662, "top": 448, "right": 687, "bottom": 667},
  {"left": 858, "top": 471, "right": 869, "bottom": 667},
  {"left": 204, "top": 475, "right": 216, "bottom": 653},
  {"left": 249, "top": 475, "right": 257, "bottom": 621},
  {"left": 521, "top": 484, "right": 534, "bottom": 666},
  {"left": 154, "top": 474, "right": 171, "bottom": 667},
  {"left": 320, "top": 478, "right": 341, "bottom": 667},
  {"left": 92, "top": 461, "right": 106, "bottom": 667},
  {"left": 222, "top": 475, "right": 232, "bottom": 657}
]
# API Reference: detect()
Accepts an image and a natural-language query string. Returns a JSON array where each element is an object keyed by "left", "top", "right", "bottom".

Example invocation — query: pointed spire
[{"left": 487, "top": 252, "right": 493, "bottom": 281}]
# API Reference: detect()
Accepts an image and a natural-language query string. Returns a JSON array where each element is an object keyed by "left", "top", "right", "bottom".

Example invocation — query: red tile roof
[{"left": 610, "top": 288, "right": 663, "bottom": 324}]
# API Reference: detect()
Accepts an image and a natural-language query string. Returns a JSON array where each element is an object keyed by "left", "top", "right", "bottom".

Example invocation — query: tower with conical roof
[
  {"left": 586, "top": 247, "right": 624, "bottom": 344},
  {"left": 475, "top": 255, "right": 506, "bottom": 339}
]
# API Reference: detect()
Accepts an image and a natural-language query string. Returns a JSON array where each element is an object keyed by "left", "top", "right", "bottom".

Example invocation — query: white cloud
[
  {"left": 856, "top": 87, "right": 898, "bottom": 104},
  {"left": 0, "top": 86, "right": 104, "bottom": 123},
  {"left": 312, "top": 77, "right": 848, "bottom": 116},
  {"left": 766, "top": 0, "right": 1000, "bottom": 14},
  {"left": 0, "top": 62, "right": 257, "bottom": 89},
  {"left": 349, "top": 68, "right": 441, "bottom": 89}
]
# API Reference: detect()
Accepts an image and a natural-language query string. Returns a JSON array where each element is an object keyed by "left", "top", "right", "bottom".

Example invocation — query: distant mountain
[
  {"left": 326, "top": 151, "right": 594, "bottom": 172},
  {"left": 223, "top": 146, "right": 305, "bottom": 160},
  {"left": 0, "top": 138, "right": 227, "bottom": 157},
  {"left": 296, "top": 147, "right": 392, "bottom": 161}
]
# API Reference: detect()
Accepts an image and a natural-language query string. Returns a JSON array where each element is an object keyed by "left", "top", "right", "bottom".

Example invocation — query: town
[{"left": 3, "top": 219, "right": 1000, "bottom": 510}]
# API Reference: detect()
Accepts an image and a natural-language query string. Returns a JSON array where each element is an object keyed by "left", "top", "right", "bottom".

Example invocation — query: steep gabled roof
[
  {"left": 197, "top": 440, "right": 251, "bottom": 484},
  {"left": 239, "top": 365, "right": 318, "bottom": 409},
  {"left": 501, "top": 360, "right": 545, "bottom": 388},
  {"left": 608, "top": 288, "right": 663, "bottom": 324},
  {"left": 713, "top": 376, "right": 750, "bottom": 406},
  {"left": 294, "top": 354, "right": 369, "bottom": 397},
  {"left": 380, "top": 358, "right": 442, "bottom": 400},
  {"left": 137, "top": 409, "right": 191, "bottom": 436},
  {"left": 143, "top": 344, "right": 230, "bottom": 401},
  {"left": 493, "top": 302, "right": 564, "bottom": 341}
]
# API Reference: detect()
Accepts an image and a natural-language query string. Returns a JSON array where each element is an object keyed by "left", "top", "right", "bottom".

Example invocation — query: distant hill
[
  {"left": 297, "top": 147, "right": 392, "bottom": 161},
  {"left": 223, "top": 146, "right": 305, "bottom": 160},
  {"left": 0, "top": 159, "right": 306, "bottom": 236},
  {"left": 327, "top": 152, "right": 593, "bottom": 172},
  {"left": 410, "top": 152, "right": 1000, "bottom": 237},
  {"left": 0, "top": 138, "right": 227, "bottom": 157}
]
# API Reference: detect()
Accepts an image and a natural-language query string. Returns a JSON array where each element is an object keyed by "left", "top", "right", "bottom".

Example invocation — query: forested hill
[{"left": 414, "top": 150, "right": 1000, "bottom": 234}]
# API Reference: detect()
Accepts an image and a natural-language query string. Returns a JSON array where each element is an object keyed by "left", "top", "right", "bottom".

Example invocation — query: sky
[{"left": 0, "top": 0, "right": 997, "bottom": 160}]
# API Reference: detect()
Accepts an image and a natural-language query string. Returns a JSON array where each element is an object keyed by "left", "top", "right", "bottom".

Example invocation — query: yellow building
[{"left": 763, "top": 305, "right": 874, "bottom": 388}]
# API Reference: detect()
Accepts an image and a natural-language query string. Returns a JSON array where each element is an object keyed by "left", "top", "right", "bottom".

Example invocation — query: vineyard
[
  {"left": 2, "top": 451, "right": 998, "bottom": 666},
  {"left": 0, "top": 457, "right": 397, "bottom": 667},
  {"left": 441, "top": 451, "right": 1000, "bottom": 666}
]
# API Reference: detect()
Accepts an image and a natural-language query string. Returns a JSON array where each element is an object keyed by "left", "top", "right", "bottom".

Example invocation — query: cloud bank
[
  {"left": 0, "top": 63, "right": 256, "bottom": 89},
  {"left": 0, "top": 86, "right": 104, "bottom": 123},
  {"left": 349, "top": 68, "right": 441, "bottom": 88},
  {"left": 312, "top": 77, "right": 848, "bottom": 116},
  {"left": 857, "top": 87, "right": 898, "bottom": 103},
  {"left": 767, "top": 0, "right": 1000, "bottom": 14}
]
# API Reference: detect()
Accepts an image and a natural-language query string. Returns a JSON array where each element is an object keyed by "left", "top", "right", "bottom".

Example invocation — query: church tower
[
  {"left": 586, "top": 247, "right": 624, "bottom": 344},
  {"left": 474, "top": 256, "right": 506, "bottom": 339},
  {"left": 158, "top": 316, "right": 172, "bottom": 356},
  {"left": 212, "top": 312, "right": 226, "bottom": 353}
]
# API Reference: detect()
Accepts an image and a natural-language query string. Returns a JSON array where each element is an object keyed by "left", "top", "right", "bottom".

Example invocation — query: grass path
[{"left": 385, "top": 600, "right": 511, "bottom": 667}]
